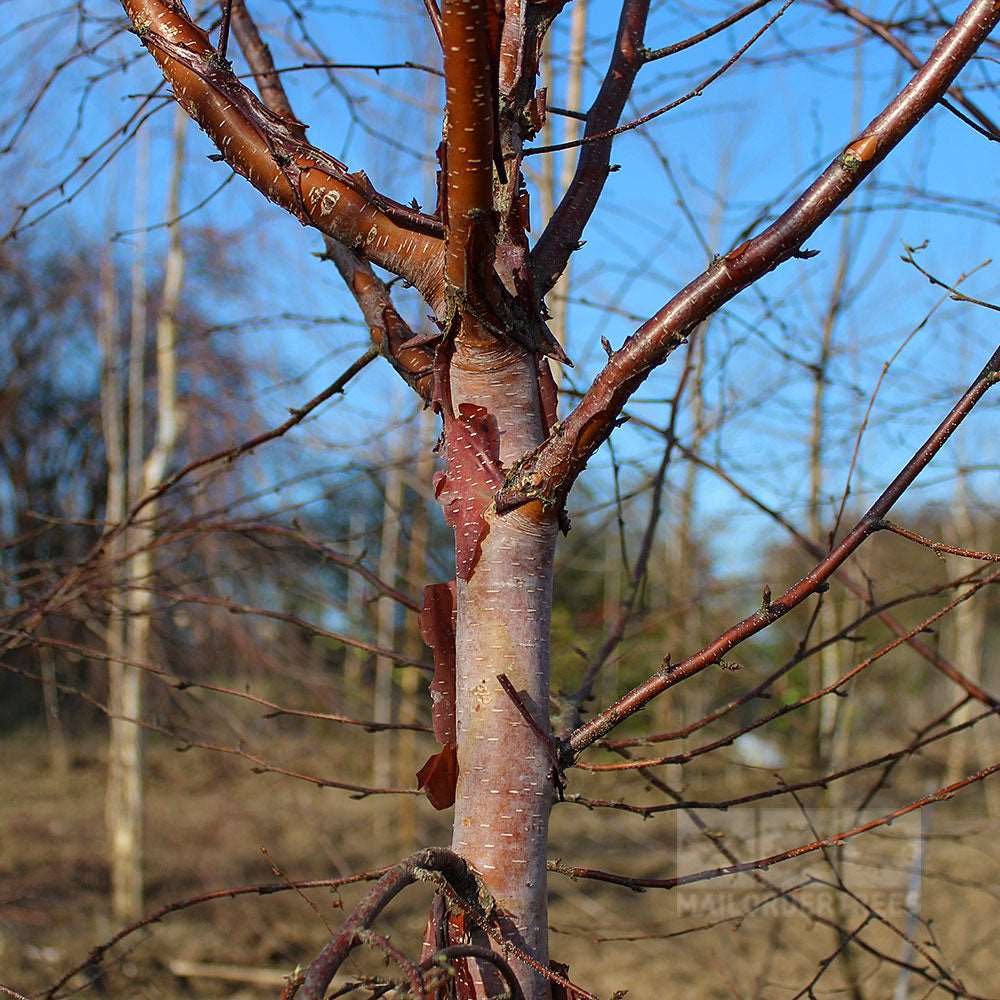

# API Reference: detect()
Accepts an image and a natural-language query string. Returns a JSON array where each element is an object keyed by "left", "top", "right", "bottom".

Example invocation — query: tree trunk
[
  {"left": 99, "top": 232, "right": 137, "bottom": 923},
  {"left": 449, "top": 344, "right": 557, "bottom": 1000},
  {"left": 373, "top": 443, "right": 404, "bottom": 789},
  {"left": 107, "top": 112, "right": 186, "bottom": 922}
]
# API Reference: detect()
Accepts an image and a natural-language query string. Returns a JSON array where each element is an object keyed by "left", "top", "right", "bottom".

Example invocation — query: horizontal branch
[
  {"left": 500, "top": 0, "right": 1000, "bottom": 515},
  {"left": 550, "top": 763, "right": 999, "bottom": 891},
  {"left": 643, "top": 0, "right": 776, "bottom": 61},
  {"left": 567, "top": 702, "right": 997, "bottom": 815},
  {"left": 45, "top": 869, "right": 393, "bottom": 1000},
  {"left": 879, "top": 519, "right": 1000, "bottom": 561},
  {"left": 0, "top": 651, "right": 419, "bottom": 798}
]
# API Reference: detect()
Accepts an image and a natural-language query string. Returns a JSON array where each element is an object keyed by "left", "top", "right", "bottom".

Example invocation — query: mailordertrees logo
[{"left": 670, "top": 806, "right": 927, "bottom": 922}]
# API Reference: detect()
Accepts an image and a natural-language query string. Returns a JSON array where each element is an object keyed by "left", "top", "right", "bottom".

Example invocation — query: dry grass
[{"left": 1, "top": 728, "right": 997, "bottom": 999}]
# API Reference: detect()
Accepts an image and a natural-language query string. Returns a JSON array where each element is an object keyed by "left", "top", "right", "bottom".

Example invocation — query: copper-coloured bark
[
  {"left": 118, "top": 0, "right": 446, "bottom": 311},
  {"left": 417, "top": 583, "right": 460, "bottom": 810},
  {"left": 417, "top": 743, "right": 459, "bottom": 810},
  {"left": 421, "top": 582, "right": 458, "bottom": 745},
  {"left": 445, "top": 346, "right": 558, "bottom": 1000},
  {"left": 434, "top": 404, "right": 504, "bottom": 581},
  {"left": 229, "top": 0, "right": 294, "bottom": 120},
  {"left": 500, "top": 0, "right": 1000, "bottom": 516},
  {"left": 441, "top": 0, "right": 499, "bottom": 298},
  {"left": 323, "top": 239, "right": 436, "bottom": 399},
  {"left": 489, "top": 1, "right": 573, "bottom": 365}
]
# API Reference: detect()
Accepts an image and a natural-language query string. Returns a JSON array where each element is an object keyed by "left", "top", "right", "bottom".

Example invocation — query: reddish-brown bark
[
  {"left": 120, "top": 0, "right": 446, "bottom": 311},
  {"left": 448, "top": 345, "right": 558, "bottom": 1000}
]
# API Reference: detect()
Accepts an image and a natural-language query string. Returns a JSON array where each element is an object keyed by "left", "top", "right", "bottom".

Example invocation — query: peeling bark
[{"left": 449, "top": 343, "right": 557, "bottom": 1000}]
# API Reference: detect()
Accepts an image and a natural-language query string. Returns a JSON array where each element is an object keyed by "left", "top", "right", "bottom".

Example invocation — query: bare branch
[
  {"left": 228, "top": 2, "right": 435, "bottom": 396},
  {"left": 229, "top": 0, "right": 295, "bottom": 118},
  {"left": 644, "top": 0, "right": 777, "bottom": 61},
  {"left": 45, "top": 869, "right": 393, "bottom": 1000},
  {"left": 527, "top": 0, "right": 795, "bottom": 158},
  {"left": 826, "top": 0, "right": 1000, "bottom": 140},
  {"left": 550, "top": 763, "right": 999, "bottom": 892},
  {"left": 422, "top": 0, "right": 444, "bottom": 50},
  {"left": 566, "top": 347, "right": 1000, "bottom": 758},
  {"left": 500, "top": 0, "right": 1000, "bottom": 515},
  {"left": 117, "top": 1, "right": 446, "bottom": 309},
  {"left": 531, "top": 0, "right": 650, "bottom": 296}
]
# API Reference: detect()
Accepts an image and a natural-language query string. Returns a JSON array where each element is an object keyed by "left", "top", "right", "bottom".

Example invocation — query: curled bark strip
[
  {"left": 119, "top": 1, "right": 445, "bottom": 310},
  {"left": 501, "top": 0, "right": 1000, "bottom": 515},
  {"left": 417, "top": 743, "right": 459, "bottom": 810},
  {"left": 421, "top": 582, "right": 458, "bottom": 744},
  {"left": 434, "top": 403, "right": 504, "bottom": 581}
]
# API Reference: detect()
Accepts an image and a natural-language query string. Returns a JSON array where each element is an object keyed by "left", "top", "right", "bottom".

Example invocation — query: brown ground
[{"left": 1, "top": 729, "right": 997, "bottom": 999}]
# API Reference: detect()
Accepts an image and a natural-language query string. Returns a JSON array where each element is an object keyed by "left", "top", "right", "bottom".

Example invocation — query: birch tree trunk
[
  {"left": 449, "top": 345, "right": 558, "bottom": 1000},
  {"left": 111, "top": 4, "right": 1000, "bottom": 997},
  {"left": 107, "top": 112, "right": 186, "bottom": 922},
  {"left": 100, "top": 236, "right": 134, "bottom": 920}
]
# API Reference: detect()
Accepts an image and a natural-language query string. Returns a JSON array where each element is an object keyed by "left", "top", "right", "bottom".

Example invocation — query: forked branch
[
  {"left": 567, "top": 345, "right": 1000, "bottom": 757},
  {"left": 500, "top": 0, "right": 1000, "bottom": 516},
  {"left": 531, "top": 0, "right": 650, "bottom": 296},
  {"left": 227, "top": 1, "right": 436, "bottom": 396},
  {"left": 296, "top": 848, "right": 491, "bottom": 1000},
  {"left": 117, "top": 1, "right": 446, "bottom": 310}
]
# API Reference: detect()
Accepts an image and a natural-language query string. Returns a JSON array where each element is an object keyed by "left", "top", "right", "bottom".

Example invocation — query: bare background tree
[{"left": 1, "top": 2, "right": 998, "bottom": 998}]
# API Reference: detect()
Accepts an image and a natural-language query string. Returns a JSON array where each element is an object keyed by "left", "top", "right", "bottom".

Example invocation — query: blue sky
[{"left": 2, "top": 0, "right": 997, "bottom": 582}]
